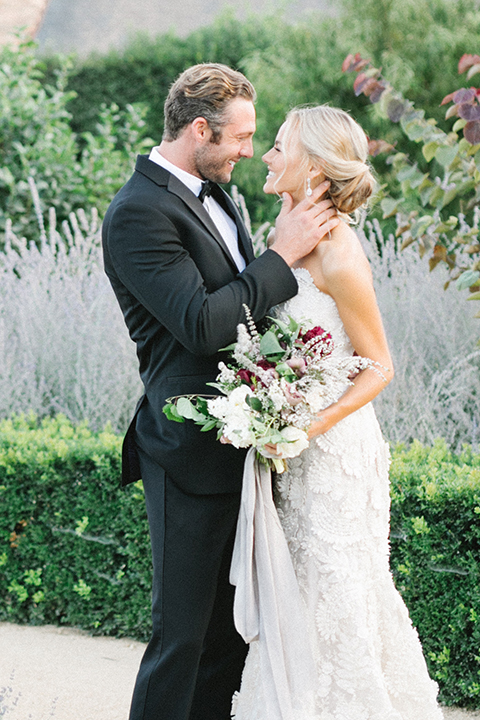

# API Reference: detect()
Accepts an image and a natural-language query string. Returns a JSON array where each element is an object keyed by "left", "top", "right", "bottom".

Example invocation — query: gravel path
[{"left": 0, "top": 622, "right": 478, "bottom": 719}]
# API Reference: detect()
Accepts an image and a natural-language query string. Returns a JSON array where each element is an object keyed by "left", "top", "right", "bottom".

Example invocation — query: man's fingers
[
  {"left": 306, "top": 180, "right": 331, "bottom": 205},
  {"left": 278, "top": 192, "right": 293, "bottom": 216},
  {"left": 318, "top": 217, "right": 340, "bottom": 238},
  {"left": 314, "top": 206, "right": 337, "bottom": 223},
  {"left": 311, "top": 199, "right": 336, "bottom": 217}
]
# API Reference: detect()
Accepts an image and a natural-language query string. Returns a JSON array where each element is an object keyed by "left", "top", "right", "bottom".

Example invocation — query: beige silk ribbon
[{"left": 230, "top": 447, "right": 317, "bottom": 720}]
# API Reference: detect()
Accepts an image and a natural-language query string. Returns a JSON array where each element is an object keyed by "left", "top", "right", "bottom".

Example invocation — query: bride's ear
[{"left": 308, "top": 164, "right": 326, "bottom": 187}]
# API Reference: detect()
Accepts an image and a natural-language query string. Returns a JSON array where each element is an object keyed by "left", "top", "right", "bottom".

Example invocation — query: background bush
[
  {"left": 0, "top": 198, "right": 141, "bottom": 433},
  {"left": 389, "top": 439, "right": 480, "bottom": 707},
  {"left": 0, "top": 39, "right": 150, "bottom": 243},
  {"left": 46, "top": 0, "right": 480, "bottom": 226},
  {"left": 363, "top": 222, "right": 480, "bottom": 450},
  {"left": 0, "top": 415, "right": 152, "bottom": 640},
  {"left": 1, "top": 415, "right": 479, "bottom": 707},
  {"left": 2, "top": 196, "right": 477, "bottom": 447}
]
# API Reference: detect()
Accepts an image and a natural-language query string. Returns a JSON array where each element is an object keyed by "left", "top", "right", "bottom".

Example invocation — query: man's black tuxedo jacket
[{"left": 102, "top": 155, "right": 298, "bottom": 495}]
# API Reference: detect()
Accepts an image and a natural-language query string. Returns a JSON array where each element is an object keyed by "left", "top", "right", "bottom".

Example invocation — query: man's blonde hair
[{"left": 163, "top": 63, "right": 256, "bottom": 143}]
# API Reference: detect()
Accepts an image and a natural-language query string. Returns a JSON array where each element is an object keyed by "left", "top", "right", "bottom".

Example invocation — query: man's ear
[{"left": 191, "top": 117, "right": 212, "bottom": 143}]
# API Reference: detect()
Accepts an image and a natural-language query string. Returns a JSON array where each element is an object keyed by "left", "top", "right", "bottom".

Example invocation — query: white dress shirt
[{"left": 148, "top": 147, "right": 246, "bottom": 272}]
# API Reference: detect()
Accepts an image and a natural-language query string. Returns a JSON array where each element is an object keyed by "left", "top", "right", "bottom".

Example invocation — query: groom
[{"left": 102, "top": 63, "right": 337, "bottom": 720}]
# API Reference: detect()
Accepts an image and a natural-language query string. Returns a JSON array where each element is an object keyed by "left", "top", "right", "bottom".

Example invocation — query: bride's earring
[{"left": 306, "top": 177, "right": 312, "bottom": 197}]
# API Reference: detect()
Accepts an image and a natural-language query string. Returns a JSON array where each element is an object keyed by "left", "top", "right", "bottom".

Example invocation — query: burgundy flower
[
  {"left": 237, "top": 369, "right": 257, "bottom": 388},
  {"left": 257, "top": 359, "right": 275, "bottom": 370},
  {"left": 301, "top": 326, "right": 334, "bottom": 357},
  {"left": 302, "top": 325, "right": 328, "bottom": 343}
]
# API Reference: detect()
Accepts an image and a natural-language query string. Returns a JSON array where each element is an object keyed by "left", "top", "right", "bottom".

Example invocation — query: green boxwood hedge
[
  {"left": 1, "top": 415, "right": 479, "bottom": 707},
  {"left": 0, "top": 414, "right": 152, "bottom": 639}
]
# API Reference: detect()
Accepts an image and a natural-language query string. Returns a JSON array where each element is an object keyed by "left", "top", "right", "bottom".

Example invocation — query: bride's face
[{"left": 262, "top": 124, "right": 305, "bottom": 202}]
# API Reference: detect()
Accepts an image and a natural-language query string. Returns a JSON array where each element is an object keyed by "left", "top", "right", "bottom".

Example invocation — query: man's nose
[{"left": 240, "top": 139, "right": 254, "bottom": 158}]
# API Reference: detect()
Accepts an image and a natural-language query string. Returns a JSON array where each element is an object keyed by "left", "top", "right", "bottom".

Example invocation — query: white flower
[
  {"left": 207, "top": 395, "right": 230, "bottom": 420},
  {"left": 275, "top": 426, "right": 309, "bottom": 459},
  {"left": 208, "top": 386, "right": 256, "bottom": 449},
  {"left": 217, "top": 361, "right": 236, "bottom": 384},
  {"left": 304, "top": 386, "right": 329, "bottom": 413},
  {"left": 267, "top": 382, "right": 286, "bottom": 412},
  {"left": 229, "top": 384, "right": 252, "bottom": 407},
  {"left": 235, "top": 324, "right": 254, "bottom": 354}
]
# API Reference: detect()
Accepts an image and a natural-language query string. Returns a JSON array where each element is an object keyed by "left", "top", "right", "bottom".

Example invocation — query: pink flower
[
  {"left": 283, "top": 382, "right": 303, "bottom": 406},
  {"left": 286, "top": 357, "right": 307, "bottom": 377}
]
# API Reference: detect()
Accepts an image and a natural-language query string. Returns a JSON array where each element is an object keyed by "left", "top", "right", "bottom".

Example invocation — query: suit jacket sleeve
[{"left": 104, "top": 200, "right": 298, "bottom": 356}]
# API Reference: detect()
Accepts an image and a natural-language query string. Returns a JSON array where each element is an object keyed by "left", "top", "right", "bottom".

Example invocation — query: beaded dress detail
[{"left": 232, "top": 267, "right": 443, "bottom": 720}]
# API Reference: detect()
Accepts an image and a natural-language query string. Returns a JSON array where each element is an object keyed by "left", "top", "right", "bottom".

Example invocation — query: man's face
[{"left": 194, "top": 98, "right": 256, "bottom": 184}]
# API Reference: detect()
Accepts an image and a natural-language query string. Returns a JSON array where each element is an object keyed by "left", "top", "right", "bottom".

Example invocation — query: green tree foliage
[
  {"left": 0, "top": 38, "right": 150, "bottom": 241},
  {"left": 49, "top": 2, "right": 480, "bottom": 226}
]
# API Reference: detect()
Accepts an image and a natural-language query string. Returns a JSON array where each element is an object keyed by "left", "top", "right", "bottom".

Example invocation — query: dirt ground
[{"left": 0, "top": 621, "right": 478, "bottom": 720}]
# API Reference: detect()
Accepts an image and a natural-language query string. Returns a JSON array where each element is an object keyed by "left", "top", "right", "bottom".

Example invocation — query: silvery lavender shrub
[
  {"left": 0, "top": 185, "right": 478, "bottom": 446},
  {"left": 0, "top": 197, "right": 140, "bottom": 432},
  {"left": 361, "top": 220, "right": 480, "bottom": 451}
]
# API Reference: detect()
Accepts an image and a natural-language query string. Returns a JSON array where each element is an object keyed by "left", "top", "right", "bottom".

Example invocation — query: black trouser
[{"left": 128, "top": 449, "right": 248, "bottom": 720}]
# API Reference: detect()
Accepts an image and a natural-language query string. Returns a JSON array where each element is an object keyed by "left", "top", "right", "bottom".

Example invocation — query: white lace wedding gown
[{"left": 232, "top": 267, "right": 443, "bottom": 720}]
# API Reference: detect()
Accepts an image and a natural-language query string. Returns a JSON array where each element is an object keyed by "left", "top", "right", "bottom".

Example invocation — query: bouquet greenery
[{"left": 163, "top": 306, "right": 373, "bottom": 472}]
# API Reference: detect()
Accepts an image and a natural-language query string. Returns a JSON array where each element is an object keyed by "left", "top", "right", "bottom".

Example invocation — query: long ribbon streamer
[{"left": 230, "top": 447, "right": 317, "bottom": 720}]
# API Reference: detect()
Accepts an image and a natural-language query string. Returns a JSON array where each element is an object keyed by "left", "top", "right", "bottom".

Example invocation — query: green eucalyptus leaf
[
  {"left": 456, "top": 270, "right": 480, "bottom": 291},
  {"left": 435, "top": 146, "right": 458, "bottom": 167},
  {"left": 259, "top": 329, "right": 284, "bottom": 356},
  {"left": 162, "top": 403, "right": 185, "bottom": 423},
  {"left": 246, "top": 395, "right": 263, "bottom": 412},
  {"left": 381, "top": 197, "right": 402, "bottom": 218},
  {"left": 176, "top": 397, "right": 206, "bottom": 422},
  {"left": 422, "top": 141, "right": 440, "bottom": 163},
  {"left": 200, "top": 419, "right": 219, "bottom": 432}
]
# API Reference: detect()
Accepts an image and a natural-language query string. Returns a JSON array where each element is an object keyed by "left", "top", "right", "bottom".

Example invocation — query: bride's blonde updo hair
[{"left": 282, "top": 105, "right": 375, "bottom": 217}]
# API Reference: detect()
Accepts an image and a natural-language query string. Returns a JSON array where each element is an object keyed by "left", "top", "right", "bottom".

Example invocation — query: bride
[{"left": 232, "top": 106, "right": 443, "bottom": 719}]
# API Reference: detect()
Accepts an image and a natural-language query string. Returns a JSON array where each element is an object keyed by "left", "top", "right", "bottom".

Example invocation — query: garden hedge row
[{"left": 1, "top": 414, "right": 479, "bottom": 707}]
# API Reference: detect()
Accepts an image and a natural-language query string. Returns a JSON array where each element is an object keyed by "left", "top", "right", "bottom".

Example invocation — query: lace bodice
[{"left": 277, "top": 267, "right": 354, "bottom": 360}]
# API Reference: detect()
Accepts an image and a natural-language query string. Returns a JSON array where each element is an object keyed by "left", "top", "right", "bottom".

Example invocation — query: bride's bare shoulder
[{"left": 318, "top": 220, "right": 372, "bottom": 283}]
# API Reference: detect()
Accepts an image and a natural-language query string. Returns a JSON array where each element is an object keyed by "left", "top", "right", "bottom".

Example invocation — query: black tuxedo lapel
[
  {"left": 134, "top": 155, "right": 250, "bottom": 270},
  {"left": 213, "top": 186, "right": 255, "bottom": 264}
]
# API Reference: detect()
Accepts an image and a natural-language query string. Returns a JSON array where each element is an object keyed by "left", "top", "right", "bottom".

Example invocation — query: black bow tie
[{"left": 198, "top": 180, "right": 217, "bottom": 202}]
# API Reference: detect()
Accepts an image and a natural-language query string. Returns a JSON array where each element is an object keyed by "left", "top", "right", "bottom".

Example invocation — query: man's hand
[{"left": 270, "top": 181, "right": 339, "bottom": 267}]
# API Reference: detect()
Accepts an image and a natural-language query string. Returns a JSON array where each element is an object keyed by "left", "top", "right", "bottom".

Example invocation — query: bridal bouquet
[{"left": 163, "top": 306, "right": 374, "bottom": 472}]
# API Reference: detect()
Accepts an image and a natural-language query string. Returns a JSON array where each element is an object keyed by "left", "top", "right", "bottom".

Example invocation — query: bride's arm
[{"left": 307, "top": 231, "right": 394, "bottom": 438}]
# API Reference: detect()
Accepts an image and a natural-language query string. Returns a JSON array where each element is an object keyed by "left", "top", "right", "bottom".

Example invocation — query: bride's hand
[
  {"left": 307, "top": 410, "right": 337, "bottom": 438},
  {"left": 263, "top": 442, "right": 280, "bottom": 456}
]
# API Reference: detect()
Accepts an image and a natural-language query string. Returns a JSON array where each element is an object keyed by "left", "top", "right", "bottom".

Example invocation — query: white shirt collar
[{"left": 149, "top": 147, "right": 203, "bottom": 197}]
